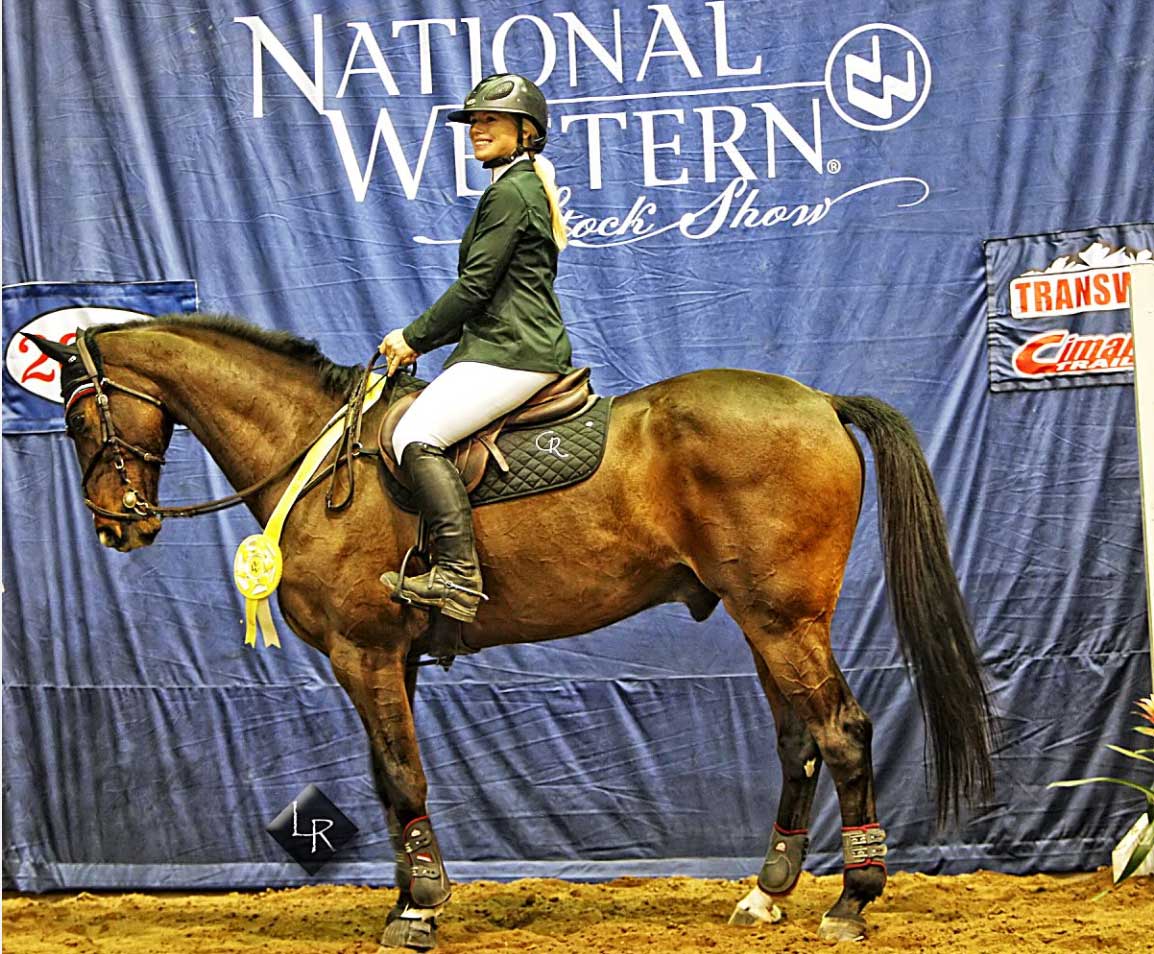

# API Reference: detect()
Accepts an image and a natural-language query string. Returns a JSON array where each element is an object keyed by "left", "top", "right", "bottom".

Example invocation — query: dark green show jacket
[{"left": 402, "top": 161, "right": 573, "bottom": 374}]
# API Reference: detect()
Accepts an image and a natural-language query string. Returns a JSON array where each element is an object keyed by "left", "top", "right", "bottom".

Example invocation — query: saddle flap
[
  {"left": 454, "top": 439, "right": 489, "bottom": 494},
  {"left": 379, "top": 389, "right": 421, "bottom": 484}
]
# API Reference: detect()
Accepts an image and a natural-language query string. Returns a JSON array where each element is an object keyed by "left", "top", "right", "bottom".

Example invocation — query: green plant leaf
[
  {"left": 1115, "top": 817, "right": 1154, "bottom": 884},
  {"left": 1049, "top": 777, "right": 1154, "bottom": 800},
  {"left": 1135, "top": 727, "right": 1154, "bottom": 738},
  {"left": 1105, "top": 744, "right": 1154, "bottom": 764}
]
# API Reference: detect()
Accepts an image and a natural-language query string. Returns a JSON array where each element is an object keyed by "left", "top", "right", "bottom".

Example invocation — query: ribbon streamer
[{"left": 232, "top": 373, "right": 387, "bottom": 648}]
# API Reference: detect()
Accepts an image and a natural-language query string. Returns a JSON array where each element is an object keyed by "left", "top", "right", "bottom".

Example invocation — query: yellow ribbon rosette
[
  {"left": 233, "top": 372, "right": 387, "bottom": 648},
  {"left": 234, "top": 533, "right": 283, "bottom": 648}
]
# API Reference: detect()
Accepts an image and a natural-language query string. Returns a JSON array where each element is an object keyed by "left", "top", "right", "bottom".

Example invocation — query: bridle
[
  {"left": 66, "top": 333, "right": 394, "bottom": 524},
  {"left": 70, "top": 333, "right": 170, "bottom": 521}
]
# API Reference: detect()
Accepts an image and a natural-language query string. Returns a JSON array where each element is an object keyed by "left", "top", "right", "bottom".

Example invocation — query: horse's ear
[{"left": 24, "top": 334, "right": 79, "bottom": 364}]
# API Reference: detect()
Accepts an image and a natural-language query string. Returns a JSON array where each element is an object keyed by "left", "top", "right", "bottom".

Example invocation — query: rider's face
[{"left": 469, "top": 112, "right": 526, "bottom": 163}]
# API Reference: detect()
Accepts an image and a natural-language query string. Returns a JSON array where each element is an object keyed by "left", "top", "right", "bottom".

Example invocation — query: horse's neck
[{"left": 110, "top": 327, "right": 343, "bottom": 523}]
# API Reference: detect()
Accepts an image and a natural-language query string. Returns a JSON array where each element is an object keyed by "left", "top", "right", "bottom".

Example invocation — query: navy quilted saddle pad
[{"left": 379, "top": 394, "right": 614, "bottom": 512}]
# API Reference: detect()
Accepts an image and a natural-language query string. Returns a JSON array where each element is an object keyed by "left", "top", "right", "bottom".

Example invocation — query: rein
[
  {"left": 325, "top": 349, "right": 392, "bottom": 510},
  {"left": 71, "top": 333, "right": 396, "bottom": 523}
]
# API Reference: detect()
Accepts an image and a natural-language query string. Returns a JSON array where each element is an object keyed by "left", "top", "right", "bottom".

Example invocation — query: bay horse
[{"left": 29, "top": 314, "right": 993, "bottom": 948}]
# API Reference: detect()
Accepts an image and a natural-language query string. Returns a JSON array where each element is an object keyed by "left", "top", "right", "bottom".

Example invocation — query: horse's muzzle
[{"left": 96, "top": 517, "right": 161, "bottom": 551}]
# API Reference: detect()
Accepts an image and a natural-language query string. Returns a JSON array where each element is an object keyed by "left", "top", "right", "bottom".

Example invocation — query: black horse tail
[{"left": 831, "top": 394, "right": 995, "bottom": 826}]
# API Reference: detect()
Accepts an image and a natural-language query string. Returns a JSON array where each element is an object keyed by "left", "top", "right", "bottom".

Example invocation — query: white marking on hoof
[
  {"left": 728, "top": 886, "right": 784, "bottom": 926},
  {"left": 818, "top": 914, "right": 866, "bottom": 942},
  {"left": 396, "top": 903, "right": 443, "bottom": 922},
  {"left": 804, "top": 758, "right": 817, "bottom": 777}
]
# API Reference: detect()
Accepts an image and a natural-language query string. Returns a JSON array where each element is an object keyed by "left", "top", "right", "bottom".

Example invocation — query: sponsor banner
[
  {"left": 985, "top": 224, "right": 1154, "bottom": 392},
  {"left": 2, "top": 281, "right": 198, "bottom": 433}
]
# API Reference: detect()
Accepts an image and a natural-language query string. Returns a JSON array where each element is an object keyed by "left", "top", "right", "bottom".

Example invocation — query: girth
[{"left": 378, "top": 366, "right": 594, "bottom": 493}]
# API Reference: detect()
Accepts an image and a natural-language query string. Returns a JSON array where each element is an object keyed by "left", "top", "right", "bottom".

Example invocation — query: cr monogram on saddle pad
[{"left": 378, "top": 366, "right": 613, "bottom": 511}]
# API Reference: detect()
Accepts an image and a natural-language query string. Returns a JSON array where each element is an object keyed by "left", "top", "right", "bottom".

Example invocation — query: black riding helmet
[{"left": 448, "top": 73, "right": 549, "bottom": 154}]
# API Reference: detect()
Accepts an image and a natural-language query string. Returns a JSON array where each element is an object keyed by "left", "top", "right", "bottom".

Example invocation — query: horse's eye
[{"left": 67, "top": 414, "right": 85, "bottom": 433}]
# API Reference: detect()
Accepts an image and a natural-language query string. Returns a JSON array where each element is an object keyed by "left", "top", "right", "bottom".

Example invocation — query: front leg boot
[{"left": 400, "top": 816, "right": 452, "bottom": 909}]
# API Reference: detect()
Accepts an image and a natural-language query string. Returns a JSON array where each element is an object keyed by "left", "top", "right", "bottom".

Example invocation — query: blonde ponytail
[{"left": 531, "top": 154, "right": 569, "bottom": 251}]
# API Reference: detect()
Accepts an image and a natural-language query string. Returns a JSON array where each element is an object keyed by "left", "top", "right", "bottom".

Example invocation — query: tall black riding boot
[{"left": 380, "top": 442, "right": 486, "bottom": 622}]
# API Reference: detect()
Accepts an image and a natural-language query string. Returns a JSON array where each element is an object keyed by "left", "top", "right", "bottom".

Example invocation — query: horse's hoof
[
  {"left": 818, "top": 914, "right": 867, "bottom": 942},
  {"left": 728, "top": 886, "right": 785, "bottom": 926},
  {"left": 379, "top": 914, "right": 437, "bottom": 951}
]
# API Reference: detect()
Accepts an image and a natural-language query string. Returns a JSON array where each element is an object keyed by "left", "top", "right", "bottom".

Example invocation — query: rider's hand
[{"left": 379, "top": 328, "right": 419, "bottom": 376}]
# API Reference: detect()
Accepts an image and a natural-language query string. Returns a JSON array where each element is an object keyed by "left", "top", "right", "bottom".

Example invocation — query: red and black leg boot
[
  {"left": 380, "top": 816, "right": 452, "bottom": 950},
  {"left": 818, "top": 823, "right": 888, "bottom": 941},
  {"left": 400, "top": 815, "right": 452, "bottom": 908}
]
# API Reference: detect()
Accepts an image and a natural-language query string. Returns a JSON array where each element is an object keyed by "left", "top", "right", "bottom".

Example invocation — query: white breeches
[{"left": 392, "top": 361, "right": 559, "bottom": 461}]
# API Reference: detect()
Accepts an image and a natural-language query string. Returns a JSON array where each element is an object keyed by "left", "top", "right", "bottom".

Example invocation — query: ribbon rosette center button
[{"left": 233, "top": 533, "right": 283, "bottom": 600}]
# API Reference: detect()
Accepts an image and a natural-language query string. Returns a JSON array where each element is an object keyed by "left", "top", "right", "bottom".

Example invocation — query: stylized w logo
[{"left": 845, "top": 36, "right": 917, "bottom": 120}]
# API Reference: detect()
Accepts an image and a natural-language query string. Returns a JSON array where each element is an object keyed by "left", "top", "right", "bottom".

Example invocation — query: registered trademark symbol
[{"left": 826, "top": 159, "right": 842, "bottom": 174}]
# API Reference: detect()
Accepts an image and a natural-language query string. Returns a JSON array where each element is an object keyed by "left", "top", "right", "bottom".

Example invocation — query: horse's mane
[{"left": 92, "top": 312, "right": 362, "bottom": 399}]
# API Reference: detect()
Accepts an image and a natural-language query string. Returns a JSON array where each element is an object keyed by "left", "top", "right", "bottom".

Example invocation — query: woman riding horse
[{"left": 378, "top": 73, "right": 573, "bottom": 624}]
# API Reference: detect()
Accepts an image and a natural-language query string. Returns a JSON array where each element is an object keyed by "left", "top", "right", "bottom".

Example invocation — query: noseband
[{"left": 70, "top": 334, "right": 168, "bottom": 522}]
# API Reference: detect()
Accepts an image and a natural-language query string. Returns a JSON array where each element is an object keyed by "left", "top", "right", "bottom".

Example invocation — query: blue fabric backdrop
[{"left": 3, "top": 0, "right": 1153, "bottom": 890}]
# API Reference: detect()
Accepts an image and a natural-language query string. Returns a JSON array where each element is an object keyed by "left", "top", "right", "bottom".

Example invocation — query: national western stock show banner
[
  {"left": 231, "top": 8, "right": 931, "bottom": 234},
  {"left": 6, "top": 3, "right": 948, "bottom": 419},
  {"left": 4, "top": 1, "right": 1154, "bottom": 889}
]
